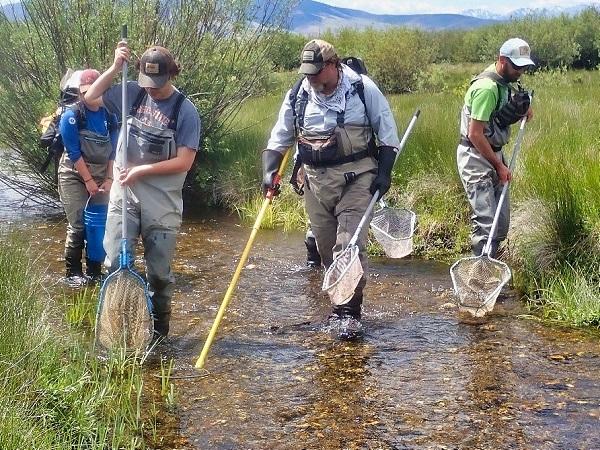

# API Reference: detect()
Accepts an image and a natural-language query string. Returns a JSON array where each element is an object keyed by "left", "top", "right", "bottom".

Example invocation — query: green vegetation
[
  {"left": 218, "top": 66, "right": 600, "bottom": 328},
  {"left": 0, "top": 0, "right": 294, "bottom": 196},
  {"left": 0, "top": 234, "right": 169, "bottom": 449}
]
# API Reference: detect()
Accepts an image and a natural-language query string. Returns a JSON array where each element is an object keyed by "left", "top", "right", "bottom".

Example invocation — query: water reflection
[{"left": 11, "top": 210, "right": 600, "bottom": 449}]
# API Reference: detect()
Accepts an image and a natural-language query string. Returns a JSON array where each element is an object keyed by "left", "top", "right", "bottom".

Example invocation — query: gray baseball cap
[
  {"left": 499, "top": 38, "right": 535, "bottom": 67},
  {"left": 138, "top": 46, "right": 174, "bottom": 88},
  {"left": 298, "top": 39, "right": 337, "bottom": 75}
]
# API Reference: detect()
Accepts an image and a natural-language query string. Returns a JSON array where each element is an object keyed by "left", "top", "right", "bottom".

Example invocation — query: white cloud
[{"left": 317, "top": 0, "right": 600, "bottom": 15}]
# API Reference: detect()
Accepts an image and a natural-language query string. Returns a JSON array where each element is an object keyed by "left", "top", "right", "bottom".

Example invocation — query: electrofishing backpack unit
[{"left": 39, "top": 69, "right": 82, "bottom": 173}]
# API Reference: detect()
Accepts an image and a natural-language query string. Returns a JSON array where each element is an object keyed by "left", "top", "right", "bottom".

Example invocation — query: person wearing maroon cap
[
  {"left": 84, "top": 42, "right": 201, "bottom": 341},
  {"left": 58, "top": 69, "right": 119, "bottom": 287}
]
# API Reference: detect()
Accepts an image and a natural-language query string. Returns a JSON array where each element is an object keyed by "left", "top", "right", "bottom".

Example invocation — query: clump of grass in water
[
  {"left": 64, "top": 286, "right": 97, "bottom": 329},
  {"left": 0, "top": 233, "right": 161, "bottom": 449}
]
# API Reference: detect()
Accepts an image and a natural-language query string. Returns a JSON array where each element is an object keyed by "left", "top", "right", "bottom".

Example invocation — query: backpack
[{"left": 39, "top": 102, "right": 117, "bottom": 173}]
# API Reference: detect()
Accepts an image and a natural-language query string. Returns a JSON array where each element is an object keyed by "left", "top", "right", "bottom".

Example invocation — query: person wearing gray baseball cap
[
  {"left": 84, "top": 41, "right": 201, "bottom": 342},
  {"left": 261, "top": 39, "right": 402, "bottom": 340},
  {"left": 456, "top": 38, "right": 534, "bottom": 258}
]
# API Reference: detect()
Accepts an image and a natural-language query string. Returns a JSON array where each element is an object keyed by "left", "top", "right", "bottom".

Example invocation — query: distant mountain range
[
  {"left": 461, "top": 3, "right": 599, "bottom": 20},
  {"left": 289, "top": 0, "right": 497, "bottom": 33},
  {"left": 2, "top": 1, "right": 599, "bottom": 32}
]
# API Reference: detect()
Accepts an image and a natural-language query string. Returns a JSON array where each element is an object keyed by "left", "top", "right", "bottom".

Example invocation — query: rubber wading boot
[
  {"left": 152, "top": 313, "right": 171, "bottom": 345},
  {"left": 305, "top": 230, "right": 321, "bottom": 268},
  {"left": 85, "top": 258, "right": 104, "bottom": 285},
  {"left": 333, "top": 290, "right": 364, "bottom": 340},
  {"left": 64, "top": 247, "right": 88, "bottom": 288}
]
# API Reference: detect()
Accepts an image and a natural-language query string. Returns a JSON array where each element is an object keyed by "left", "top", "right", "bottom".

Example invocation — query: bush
[{"left": 0, "top": 0, "right": 294, "bottom": 199}]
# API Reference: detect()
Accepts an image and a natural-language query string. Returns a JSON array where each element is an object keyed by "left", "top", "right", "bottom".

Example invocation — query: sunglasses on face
[{"left": 508, "top": 59, "right": 528, "bottom": 71}]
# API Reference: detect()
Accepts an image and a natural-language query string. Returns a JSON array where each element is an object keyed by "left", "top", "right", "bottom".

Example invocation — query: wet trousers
[
  {"left": 456, "top": 144, "right": 510, "bottom": 257},
  {"left": 304, "top": 162, "right": 376, "bottom": 314}
]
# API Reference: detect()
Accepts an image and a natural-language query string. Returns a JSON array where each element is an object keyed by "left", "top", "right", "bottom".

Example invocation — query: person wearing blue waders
[
  {"left": 262, "top": 39, "right": 401, "bottom": 339},
  {"left": 457, "top": 38, "right": 534, "bottom": 258},
  {"left": 84, "top": 43, "right": 201, "bottom": 342},
  {"left": 58, "top": 69, "right": 118, "bottom": 288}
]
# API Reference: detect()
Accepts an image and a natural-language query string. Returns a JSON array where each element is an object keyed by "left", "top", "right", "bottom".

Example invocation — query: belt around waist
[
  {"left": 459, "top": 137, "right": 502, "bottom": 152},
  {"left": 303, "top": 148, "right": 371, "bottom": 168}
]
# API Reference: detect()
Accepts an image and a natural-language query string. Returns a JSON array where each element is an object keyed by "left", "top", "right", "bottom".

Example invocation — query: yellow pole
[{"left": 195, "top": 149, "right": 291, "bottom": 369}]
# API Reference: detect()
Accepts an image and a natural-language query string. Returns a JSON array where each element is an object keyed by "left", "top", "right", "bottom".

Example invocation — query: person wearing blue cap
[{"left": 457, "top": 38, "right": 535, "bottom": 258}]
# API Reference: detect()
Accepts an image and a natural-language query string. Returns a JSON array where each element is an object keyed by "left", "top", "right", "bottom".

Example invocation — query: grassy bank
[
  {"left": 0, "top": 234, "right": 166, "bottom": 449},
  {"left": 214, "top": 66, "right": 600, "bottom": 327}
]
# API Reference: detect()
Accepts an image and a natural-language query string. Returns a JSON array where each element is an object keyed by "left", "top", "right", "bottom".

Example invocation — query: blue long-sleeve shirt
[{"left": 59, "top": 105, "right": 118, "bottom": 163}]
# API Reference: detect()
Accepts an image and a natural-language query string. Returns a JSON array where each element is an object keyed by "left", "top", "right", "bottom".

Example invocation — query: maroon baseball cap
[{"left": 79, "top": 69, "right": 100, "bottom": 93}]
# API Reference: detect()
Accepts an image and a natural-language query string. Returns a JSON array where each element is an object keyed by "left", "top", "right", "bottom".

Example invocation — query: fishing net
[
  {"left": 95, "top": 270, "right": 153, "bottom": 352},
  {"left": 370, "top": 206, "right": 416, "bottom": 258},
  {"left": 449, "top": 255, "right": 511, "bottom": 317},
  {"left": 322, "top": 244, "right": 363, "bottom": 305}
]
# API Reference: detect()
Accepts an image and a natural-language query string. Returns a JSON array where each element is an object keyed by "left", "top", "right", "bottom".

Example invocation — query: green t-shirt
[{"left": 464, "top": 64, "right": 509, "bottom": 122}]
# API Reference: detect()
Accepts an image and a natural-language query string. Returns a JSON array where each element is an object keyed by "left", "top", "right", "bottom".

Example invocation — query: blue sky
[{"left": 318, "top": 0, "right": 600, "bottom": 14}]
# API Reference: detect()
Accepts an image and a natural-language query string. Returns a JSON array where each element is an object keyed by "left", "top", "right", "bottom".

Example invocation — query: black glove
[
  {"left": 370, "top": 146, "right": 397, "bottom": 200},
  {"left": 261, "top": 149, "right": 284, "bottom": 197}
]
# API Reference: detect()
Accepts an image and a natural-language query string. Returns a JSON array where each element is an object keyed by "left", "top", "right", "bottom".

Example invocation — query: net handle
[
  {"left": 482, "top": 93, "right": 533, "bottom": 256},
  {"left": 378, "top": 108, "right": 421, "bottom": 210},
  {"left": 119, "top": 24, "right": 129, "bottom": 268},
  {"left": 349, "top": 191, "right": 379, "bottom": 247}
]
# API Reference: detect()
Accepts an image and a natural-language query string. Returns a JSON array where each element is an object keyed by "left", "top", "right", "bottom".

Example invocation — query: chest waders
[
  {"left": 102, "top": 87, "right": 190, "bottom": 342},
  {"left": 293, "top": 80, "right": 376, "bottom": 168},
  {"left": 58, "top": 121, "right": 113, "bottom": 281},
  {"left": 125, "top": 90, "right": 187, "bottom": 230}
]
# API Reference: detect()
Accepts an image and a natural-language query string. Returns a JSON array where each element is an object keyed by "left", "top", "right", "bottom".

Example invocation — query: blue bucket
[{"left": 84, "top": 199, "right": 108, "bottom": 263}]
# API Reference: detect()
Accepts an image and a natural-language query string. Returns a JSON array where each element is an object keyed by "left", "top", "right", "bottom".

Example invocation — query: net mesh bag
[
  {"left": 450, "top": 255, "right": 511, "bottom": 316},
  {"left": 370, "top": 207, "right": 416, "bottom": 258},
  {"left": 322, "top": 244, "right": 363, "bottom": 305},
  {"left": 95, "top": 270, "right": 153, "bottom": 352}
]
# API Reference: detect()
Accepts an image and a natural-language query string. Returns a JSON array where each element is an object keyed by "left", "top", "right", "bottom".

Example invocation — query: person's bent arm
[
  {"left": 468, "top": 119, "right": 511, "bottom": 184},
  {"left": 84, "top": 43, "right": 129, "bottom": 105},
  {"left": 118, "top": 147, "right": 196, "bottom": 186},
  {"left": 99, "top": 160, "right": 114, "bottom": 193}
]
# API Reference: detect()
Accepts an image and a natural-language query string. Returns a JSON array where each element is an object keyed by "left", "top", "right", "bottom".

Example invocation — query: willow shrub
[
  {"left": 0, "top": 0, "right": 293, "bottom": 198},
  {"left": 320, "top": 27, "right": 436, "bottom": 94}
]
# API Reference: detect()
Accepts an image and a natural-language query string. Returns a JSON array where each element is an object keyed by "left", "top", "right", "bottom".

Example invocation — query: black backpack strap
[
  {"left": 66, "top": 101, "right": 87, "bottom": 130},
  {"left": 168, "top": 91, "right": 186, "bottom": 131},
  {"left": 353, "top": 79, "right": 370, "bottom": 128},
  {"left": 288, "top": 77, "right": 305, "bottom": 136},
  {"left": 296, "top": 88, "right": 309, "bottom": 131},
  {"left": 471, "top": 70, "right": 519, "bottom": 112}
]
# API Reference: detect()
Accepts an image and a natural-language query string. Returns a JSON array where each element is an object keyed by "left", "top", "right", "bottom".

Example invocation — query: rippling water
[{"left": 13, "top": 209, "right": 600, "bottom": 449}]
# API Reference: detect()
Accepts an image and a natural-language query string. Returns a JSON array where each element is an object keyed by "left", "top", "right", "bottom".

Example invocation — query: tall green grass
[{"left": 0, "top": 234, "right": 160, "bottom": 449}]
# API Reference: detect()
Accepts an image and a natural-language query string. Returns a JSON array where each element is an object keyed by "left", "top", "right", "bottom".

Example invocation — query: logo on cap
[
  {"left": 144, "top": 62, "right": 161, "bottom": 75},
  {"left": 302, "top": 51, "right": 315, "bottom": 62},
  {"left": 519, "top": 46, "right": 529, "bottom": 56}
]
